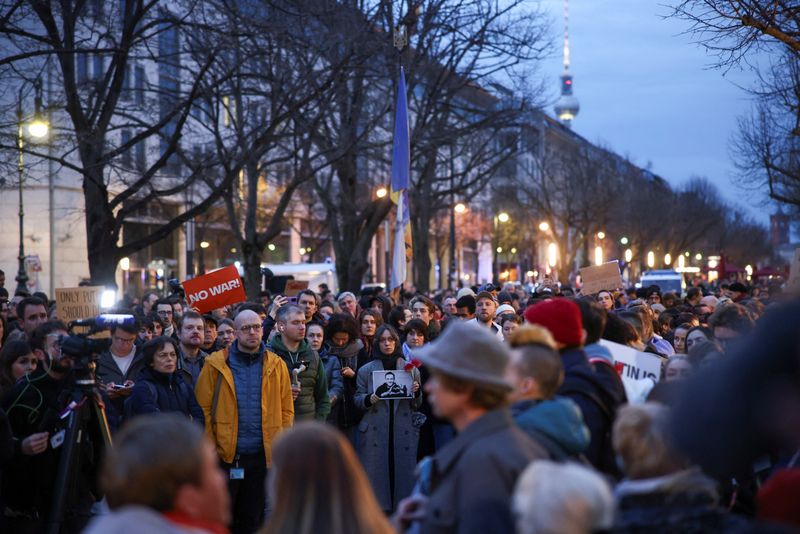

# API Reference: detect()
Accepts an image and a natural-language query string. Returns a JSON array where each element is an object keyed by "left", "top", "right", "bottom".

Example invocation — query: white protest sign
[
  {"left": 598, "top": 339, "right": 663, "bottom": 403},
  {"left": 579, "top": 261, "right": 623, "bottom": 296}
]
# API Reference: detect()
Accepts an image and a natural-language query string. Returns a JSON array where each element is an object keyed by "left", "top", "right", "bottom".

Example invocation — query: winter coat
[
  {"left": 326, "top": 339, "right": 364, "bottom": 429},
  {"left": 354, "top": 356, "right": 422, "bottom": 512},
  {"left": 269, "top": 335, "right": 330, "bottom": 421},
  {"left": 420, "top": 409, "right": 547, "bottom": 534},
  {"left": 84, "top": 505, "right": 223, "bottom": 534},
  {"left": 125, "top": 366, "right": 204, "bottom": 425},
  {"left": 194, "top": 342, "right": 294, "bottom": 465},
  {"left": 319, "top": 346, "right": 344, "bottom": 404},
  {"left": 558, "top": 348, "right": 626, "bottom": 475},
  {"left": 611, "top": 468, "right": 753, "bottom": 533},
  {"left": 96, "top": 347, "right": 146, "bottom": 418},
  {"left": 177, "top": 346, "right": 208, "bottom": 388},
  {"left": 510, "top": 396, "right": 590, "bottom": 461}
]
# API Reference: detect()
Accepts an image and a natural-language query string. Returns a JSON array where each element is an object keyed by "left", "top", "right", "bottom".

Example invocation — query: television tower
[{"left": 554, "top": 0, "right": 580, "bottom": 128}]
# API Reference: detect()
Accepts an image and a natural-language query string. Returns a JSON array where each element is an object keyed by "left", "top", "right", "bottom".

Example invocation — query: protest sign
[
  {"left": 182, "top": 265, "right": 247, "bottom": 314},
  {"left": 598, "top": 339, "right": 663, "bottom": 403},
  {"left": 284, "top": 280, "right": 309, "bottom": 296},
  {"left": 579, "top": 261, "right": 622, "bottom": 296},
  {"left": 55, "top": 286, "right": 104, "bottom": 323},
  {"left": 787, "top": 248, "right": 800, "bottom": 293},
  {"left": 372, "top": 370, "right": 414, "bottom": 399}
]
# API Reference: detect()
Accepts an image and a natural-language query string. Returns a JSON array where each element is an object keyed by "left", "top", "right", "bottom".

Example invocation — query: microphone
[{"left": 70, "top": 314, "right": 136, "bottom": 329}]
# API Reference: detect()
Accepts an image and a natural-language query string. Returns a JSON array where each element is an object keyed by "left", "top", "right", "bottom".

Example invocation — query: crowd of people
[{"left": 0, "top": 270, "right": 798, "bottom": 533}]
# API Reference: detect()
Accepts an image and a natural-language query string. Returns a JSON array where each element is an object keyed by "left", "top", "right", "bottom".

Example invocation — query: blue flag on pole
[{"left": 391, "top": 68, "right": 411, "bottom": 290}]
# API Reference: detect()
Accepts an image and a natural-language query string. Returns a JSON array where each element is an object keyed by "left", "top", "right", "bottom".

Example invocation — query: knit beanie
[{"left": 523, "top": 298, "right": 583, "bottom": 347}]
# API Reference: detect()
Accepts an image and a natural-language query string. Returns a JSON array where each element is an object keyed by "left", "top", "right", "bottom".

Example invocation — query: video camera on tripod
[{"left": 59, "top": 314, "right": 135, "bottom": 386}]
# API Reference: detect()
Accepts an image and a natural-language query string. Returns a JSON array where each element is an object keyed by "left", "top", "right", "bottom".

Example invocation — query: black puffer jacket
[
  {"left": 326, "top": 339, "right": 364, "bottom": 429},
  {"left": 125, "top": 366, "right": 204, "bottom": 425}
]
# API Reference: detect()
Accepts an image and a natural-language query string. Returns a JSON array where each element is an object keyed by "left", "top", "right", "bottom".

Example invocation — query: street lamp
[
  {"left": 596, "top": 231, "right": 605, "bottom": 240},
  {"left": 624, "top": 248, "right": 633, "bottom": 263},
  {"left": 15, "top": 78, "right": 49, "bottom": 294},
  {"left": 620, "top": 236, "right": 629, "bottom": 245},
  {"left": 493, "top": 212, "right": 510, "bottom": 284},
  {"left": 647, "top": 251, "right": 655, "bottom": 269},
  {"left": 454, "top": 202, "right": 466, "bottom": 214},
  {"left": 594, "top": 246, "right": 603, "bottom": 266},
  {"left": 538, "top": 221, "right": 550, "bottom": 232},
  {"left": 376, "top": 186, "right": 388, "bottom": 199},
  {"left": 664, "top": 253, "right": 672, "bottom": 266}
]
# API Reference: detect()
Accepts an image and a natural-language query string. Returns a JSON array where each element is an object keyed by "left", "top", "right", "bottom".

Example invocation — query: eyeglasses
[
  {"left": 114, "top": 336, "right": 136, "bottom": 345},
  {"left": 157, "top": 310, "right": 173, "bottom": 316},
  {"left": 239, "top": 324, "right": 263, "bottom": 333}
]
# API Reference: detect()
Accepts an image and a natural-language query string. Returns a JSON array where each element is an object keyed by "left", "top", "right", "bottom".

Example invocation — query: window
[
  {"left": 135, "top": 65, "right": 145, "bottom": 105},
  {"left": 77, "top": 54, "right": 88, "bottom": 84},
  {"left": 121, "top": 64, "right": 132, "bottom": 101},
  {"left": 135, "top": 139, "right": 146, "bottom": 172},
  {"left": 93, "top": 54, "right": 104, "bottom": 81}
]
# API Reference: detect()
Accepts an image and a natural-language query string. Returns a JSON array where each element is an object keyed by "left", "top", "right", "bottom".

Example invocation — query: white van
[
  {"left": 260, "top": 262, "right": 338, "bottom": 294},
  {"left": 640, "top": 270, "right": 686, "bottom": 296}
]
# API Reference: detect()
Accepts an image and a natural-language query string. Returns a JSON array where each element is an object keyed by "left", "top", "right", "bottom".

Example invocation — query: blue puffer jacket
[
  {"left": 319, "top": 346, "right": 344, "bottom": 402},
  {"left": 227, "top": 341, "right": 265, "bottom": 454},
  {"left": 125, "top": 367, "right": 204, "bottom": 426}
]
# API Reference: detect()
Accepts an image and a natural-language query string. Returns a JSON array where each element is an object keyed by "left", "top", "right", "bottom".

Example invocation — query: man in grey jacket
[{"left": 395, "top": 321, "right": 546, "bottom": 534}]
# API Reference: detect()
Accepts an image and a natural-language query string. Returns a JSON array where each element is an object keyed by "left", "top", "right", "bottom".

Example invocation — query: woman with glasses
[
  {"left": 355, "top": 324, "right": 422, "bottom": 513},
  {"left": 125, "top": 336, "right": 204, "bottom": 425}
]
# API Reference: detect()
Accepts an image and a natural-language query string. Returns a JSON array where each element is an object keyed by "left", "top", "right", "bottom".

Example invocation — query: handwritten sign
[
  {"left": 55, "top": 286, "right": 104, "bottom": 322},
  {"left": 284, "top": 280, "right": 309, "bottom": 297},
  {"left": 599, "top": 339, "right": 663, "bottom": 403},
  {"left": 182, "top": 265, "right": 247, "bottom": 314},
  {"left": 579, "top": 261, "right": 623, "bottom": 296}
]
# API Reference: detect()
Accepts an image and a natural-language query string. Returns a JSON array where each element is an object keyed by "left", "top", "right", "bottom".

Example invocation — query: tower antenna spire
[{"left": 554, "top": 0, "right": 579, "bottom": 128}]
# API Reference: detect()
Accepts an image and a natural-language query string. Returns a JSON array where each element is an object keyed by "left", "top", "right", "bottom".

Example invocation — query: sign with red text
[
  {"left": 599, "top": 339, "right": 664, "bottom": 403},
  {"left": 182, "top": 265, "right": 246, "bottom": 313},
  {"left": 284, "top": 280, "right": 309, "bottom": 296}
]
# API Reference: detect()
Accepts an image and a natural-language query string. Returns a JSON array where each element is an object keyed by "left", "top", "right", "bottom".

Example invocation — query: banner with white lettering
[{"left": 182, "top": 265, "right": 247, "bottom": 314}]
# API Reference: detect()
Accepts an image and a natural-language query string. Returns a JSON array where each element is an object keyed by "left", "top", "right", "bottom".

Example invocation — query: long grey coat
[{"left": 355, "top": 357, "right": 423, "bottom": 512}]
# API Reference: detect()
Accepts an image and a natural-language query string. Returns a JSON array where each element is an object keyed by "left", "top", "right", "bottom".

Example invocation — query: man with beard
[
  {"left": 176, "top": 311, "right": 208, "bottom": 387},
  {"left": 1, "top": 321, "right": 105, "bottom": 533},
  {"left": 468, "top": 291, "right": 504, "bottom": 341}
]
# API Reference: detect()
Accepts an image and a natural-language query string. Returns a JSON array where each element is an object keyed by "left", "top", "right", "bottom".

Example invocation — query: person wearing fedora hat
[{"left": 394, "top": 321, "right": 545, "bottom": 534}]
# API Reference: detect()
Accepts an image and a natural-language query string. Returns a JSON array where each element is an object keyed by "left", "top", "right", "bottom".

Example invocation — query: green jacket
[{"left": 269, "top": 335, "right": 331, "bottom": 421}]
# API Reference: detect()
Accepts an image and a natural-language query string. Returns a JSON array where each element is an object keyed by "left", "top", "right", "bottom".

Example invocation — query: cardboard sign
[
  {"left": 787, "top": 248, "right": 800, "bottom": 293},
  {"left": 55, "top": 286, "right": 105, "bottom": 322},
  {"left": 372, "top": 370, "right": 414, "bottom": 399},
  {"left": 283, "top": 280, "right": 309, "bottom": 297},
  {"left": 579, "top": 261, "right": 623, "bottom": 296},
  {"left": 599, "top": 339, "right": 663, "bottom": 403},
  {"left": 182, "top": 265, "right": 247, "bottom": 314}
]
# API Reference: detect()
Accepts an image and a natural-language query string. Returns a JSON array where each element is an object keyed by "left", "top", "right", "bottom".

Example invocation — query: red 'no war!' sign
[{"left": 182, "top": 265, "right": 247, "bottom": 314}]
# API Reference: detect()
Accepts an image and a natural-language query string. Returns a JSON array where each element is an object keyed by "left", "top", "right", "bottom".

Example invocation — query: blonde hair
[
  {"left": 513, "top": 460, "right": 613, "bottom": 534},
  {"left": 508, "top": 324, "right": 557, "bottom": 349},
  {"left": 612, "top": 403, "right": 686, "bottom": 479},
  {"left": 262, "top": 422, "right": 394, "bottom": 534}
]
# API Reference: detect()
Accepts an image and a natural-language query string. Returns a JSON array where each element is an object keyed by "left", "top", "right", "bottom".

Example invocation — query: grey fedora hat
[{"left": 411, "top": 320, "right": 513, "bottom": 392}]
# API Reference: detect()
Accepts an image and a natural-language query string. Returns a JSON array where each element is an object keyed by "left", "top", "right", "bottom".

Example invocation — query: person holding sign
[{"left": 355, "top": 325, "right": 421, "bottom": 513}]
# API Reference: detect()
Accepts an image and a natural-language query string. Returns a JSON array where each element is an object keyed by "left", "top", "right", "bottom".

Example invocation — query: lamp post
[
  {"left": 493, "top": 211, "right": 509, "bottom": 285},
  {"left": 15, "top": 78, "right": 49, "bottom": 294}
]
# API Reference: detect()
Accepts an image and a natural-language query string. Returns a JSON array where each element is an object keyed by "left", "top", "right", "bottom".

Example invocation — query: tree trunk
[
  {"left": 242, "top": 239, "right": 264, "bottom": 301},
  {"left": 411, "top": 217, "right": 432, "bottom": 293},
  {"left": 84, "top": 170, "right": 120, "bottom": 288}
]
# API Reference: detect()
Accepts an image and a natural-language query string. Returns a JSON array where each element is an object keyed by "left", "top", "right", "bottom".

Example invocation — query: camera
[{"left": 168, "top": 278, "right": 186, "bottom": 300}]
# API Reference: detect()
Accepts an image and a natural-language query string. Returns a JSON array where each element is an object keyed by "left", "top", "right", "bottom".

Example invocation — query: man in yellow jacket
[{"left": 195, "top": 308, "right": 294, "bottom": 534}]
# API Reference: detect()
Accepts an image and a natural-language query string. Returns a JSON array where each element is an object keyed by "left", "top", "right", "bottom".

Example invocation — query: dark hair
[
  {"left": 687, "top": 339, "right": 723, "bottom": 368},
  {"left": 142, "top": 336, "right": 178, "bottom": 368},
  {"left": 686, "top": 325, "right": 714, "bottom": 343},
  {"left": 385, "top": 371, "right": 395, "bottom": 379},
  {"left": 575, "top": 298, "right": 607, "bottom": 345},
  {"left": 0, "top": 340, "right": 35, "bottom": 389},
  {"left": 387, "top": 306, "right": 408, "bottom": 331},
  {"left": 508, "top": 331, "right": 562, "bottom": 399},
  {"left": 218, "top": 318, "right": 234, "bottom": 329},
  {"left": 319, "top": 301, "right": 335, "bottom": 312},
  {"left": 686, "top": 287, "right": 702, "bottom": 301},
  {"left": 238, "top": 302, "right": 268, "bottom": 317},
  {"left": 455, "top": 295, "right": 476, "bottom": 314},
  {"left": 177, "top": 310, "right": 203, "bottom": 332},
  {"left": 373, "top": 324, "right": 402, "bottom": 358},
  {"left": 602, "top": 313, "right": 641, "bottom": 346},
  {"left": 102, "top": 414, "right": 205, "bottom": 511},
  {"left": 708, "top": 303, "right": 755, "bottom": 334},
  {"left": 500, "top": 314, "right": 522, "bottom": 327},
  {"left": 139, "top": 315, "right": 154, "bottom": 330},
  {"left": 297, "top": 289, "right": 318, "bottom": 304},
  {"left": 111, "top": 317, "right": 140, "bottom": 336},
  {"left": 154, "top": 298, "right": 173, "bottom": 309},
  {"left": 29, "top": 320, "right": 68, "bottom": 353},
  {"left": 409, "top": 295, "right": 435, "bottom": 315},
  {"left": 359, "top": 309, "right": 383, "bottom": 329},
  {"left": 324, "top": 313, "right": 360, "bottom": 344},
  {"left": 404, "top": 319, "right": 429, "bottom": 341},
  {"left": 16, "top": 296, "right": 46, "bottom": 321},
  {"left": 147, "top": 312, "right": 168, "bottom": 329},
  {"left": 434, "top": 371, "right": 507, "bottom": 410}
]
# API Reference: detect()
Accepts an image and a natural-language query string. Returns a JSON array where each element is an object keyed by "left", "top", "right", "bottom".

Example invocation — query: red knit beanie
[{"left": 523, "top": 298, "right": 583, "bottom": 347}]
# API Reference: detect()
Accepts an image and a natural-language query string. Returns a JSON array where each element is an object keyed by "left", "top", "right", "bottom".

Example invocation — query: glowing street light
[
  {"left": 647, "top": 251, "right": 655, "bottom": 268},
  {"left": 620, "top": 236, "right": 629, "bottom": 245},
  {"left": 200, "top": 241, "right": 210, "bottom": 249},
  {"left": 538, "top": 221, "right": 550, "bottom": 232},
  {"left": 510, "top": 247, "right": 517, "bottom": 254},
  {"left": 267, "top": 243, "right": 276, "bottom": 251},
  {"left": 678, "top": 255, "right": 685, "bottom": 269},
  {"left": 664, "top": 253, "right": 672, "bottom": 266},
  {"left": 695, "top": 253, "right": 703, "bottom": 261},
  {"left": 119, "top": 257, "right": 130, "bottom": 271},
  {"left": 596, "top": 231, "right": 606, "bottom": 240},
  {"left": 745, "top": 264, "right": 753, "bottom": 277},
  {"left": 496, "top": 246, "right": 503, "bottom": 253},
  {"left": 376, "top": 187, "right": 388, "bottom": 199},
  {"left": 454, "top": 202, "right": 467, "bottom": 214},
  {"left": 548, "top": 243, "right": 557, "bottom": 268},
  {"left": 594, "top": 246, "right": 603, "bottom": 266},
  {"left": 497, "top": 212, "right": 510, "bottom": 223},
  {"left": 624, "top": 249, "right": 633, "bottom": 263}
]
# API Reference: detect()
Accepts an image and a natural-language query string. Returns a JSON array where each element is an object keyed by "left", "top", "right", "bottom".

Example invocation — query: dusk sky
[{"left": 537, "top": 0, "right": 771, "bottom": 224}]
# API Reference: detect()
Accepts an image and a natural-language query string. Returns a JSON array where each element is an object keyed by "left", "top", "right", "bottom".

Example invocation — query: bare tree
[
  {"left": 670, "top": 1, "right": 800, "bottom": 208},
  {"left": 0, "top": 0, "right": 234, "bottom": 287}
]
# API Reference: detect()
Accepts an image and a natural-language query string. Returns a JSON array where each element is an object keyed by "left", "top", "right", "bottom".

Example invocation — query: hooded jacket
[
  {"left": 268, "top": 335, "right": 330, "bottom": 422},
  {"left": 326, "top": 339, "right": 364, "bottom": 429},
  {"left": 510, "top": 396, "right": 590, "bottom": 461},
  {"left": 194, "top": 343, "right": 293, "bottom": 465}
]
